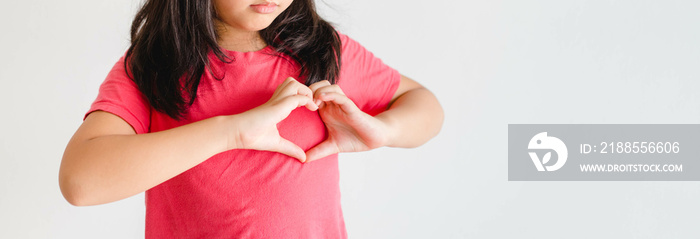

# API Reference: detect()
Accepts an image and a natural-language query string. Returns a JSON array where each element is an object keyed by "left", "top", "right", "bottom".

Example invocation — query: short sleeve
[
  {"left": 85, "top": 55, "right": 151, "bottom": 134},
  {"left": 336, "top": 33, "right": 401, "bottom": 116}
]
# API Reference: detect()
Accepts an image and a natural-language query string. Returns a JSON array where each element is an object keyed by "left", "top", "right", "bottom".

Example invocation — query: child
[{"left": 59, "top": 0, "right": 443, "bottom": 237}]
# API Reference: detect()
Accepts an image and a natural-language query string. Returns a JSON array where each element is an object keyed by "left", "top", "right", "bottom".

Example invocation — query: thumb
[
  {"left": 305, "top": 139, "right": 340, "bottom": 163},
  {"left": 271, "top": 137, "right": 307, "bottom": 163}
]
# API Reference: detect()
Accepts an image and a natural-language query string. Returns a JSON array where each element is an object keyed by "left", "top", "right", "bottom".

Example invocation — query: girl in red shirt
[{"left": 60, "top": 0, "right": 443, "bottom": 237}]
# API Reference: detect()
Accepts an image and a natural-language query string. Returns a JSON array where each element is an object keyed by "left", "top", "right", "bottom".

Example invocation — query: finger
[
  {"left": 305, "top": 139, "right": 340, "bottom": 163},
  {"left": 267, "top": 95, "right": 315, "bottom": 122},
  {"left": 277, "top": 95, "right": 318, "bottom": 113},
  {"left": 313, "top": 85, "right": 346, "bottom": 107},
  {"left": 273, "top": 137, "right": 307, "bottom": 163},
  {"left": 271, "top": 77, "right": 297, "bottom": 99},
  {"left": 316, "top": 92, "right": 359, "bottom": 113},
  {"left": 270, "top": 78, "right": 318, "bottom": 111},
  {"left": 313, "top": 84, "right": 344, "bottom": 99},
  {"left": 279, "top": 79, "right": 316, "bottom": 106},
  {"left": 309, "top": 80, "right": 331, "bottom": 94},
  {"left": 282, "top": 76, "right": 297, "bottom": 88},
  {"left": 309, "top": 81, "right": 333, "bottom": 105},
  {"left": 295, "top": 82, "right": 314, "bottom": 100},
  {"left": 276, "top": 77, "right": 301, "bottom": 97}
]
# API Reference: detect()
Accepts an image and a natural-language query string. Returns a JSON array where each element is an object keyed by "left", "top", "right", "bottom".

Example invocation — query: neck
[{"left": 214, "top": 20, "right": 267, "bottom": 52}]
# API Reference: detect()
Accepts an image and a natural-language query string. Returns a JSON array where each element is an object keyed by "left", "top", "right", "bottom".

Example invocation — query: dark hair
[{"left": 125, "top": 0, "right": 341, "bottom": 120}]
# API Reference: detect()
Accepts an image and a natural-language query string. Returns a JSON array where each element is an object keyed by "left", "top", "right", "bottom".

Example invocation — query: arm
[
  {"left": 60, "top": 112, "right": 232, "bottom": 206},
  {"left": 376, "top": 75, "right": 443, "bottom": 148},
  {"left": 60, "top": 77, "right": 317, "bottom": 206},
  {"left": 304, "top": 74, "right": 444, "bottom": 162}
]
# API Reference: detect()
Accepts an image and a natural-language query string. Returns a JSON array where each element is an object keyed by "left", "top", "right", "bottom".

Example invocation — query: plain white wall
[{"left": 1, "top": 0, "right": 699, "bottom": 238}]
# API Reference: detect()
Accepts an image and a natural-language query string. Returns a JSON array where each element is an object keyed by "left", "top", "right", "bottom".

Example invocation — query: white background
[{"left": 2, "top": 0, "right": 699, "bottom": 238}]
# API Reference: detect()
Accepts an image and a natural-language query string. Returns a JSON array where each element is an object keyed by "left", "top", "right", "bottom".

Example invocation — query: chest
[{"left": 149, "top": 57, "right": 327, "bottom": 151}]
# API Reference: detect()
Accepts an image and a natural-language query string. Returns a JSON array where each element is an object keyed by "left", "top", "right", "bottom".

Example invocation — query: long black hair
[{"left": 125, "top": 0, "right": 341, "bottom": 120}]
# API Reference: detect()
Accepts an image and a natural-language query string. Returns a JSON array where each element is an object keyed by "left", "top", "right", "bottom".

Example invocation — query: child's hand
[
  {"left": 304, "top": 80, "right": 390, "bottom": 163},
  {"left": 231, "top": 77, "right": 318, "bottom": 162}
]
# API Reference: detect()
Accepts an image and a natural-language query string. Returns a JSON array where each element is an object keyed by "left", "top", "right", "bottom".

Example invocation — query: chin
[
  {"left": 242, "top": 19, "right": 278, "bottom": 31},
  {"left": 246, "top": 22, "right": 276, "bottom": 31}
]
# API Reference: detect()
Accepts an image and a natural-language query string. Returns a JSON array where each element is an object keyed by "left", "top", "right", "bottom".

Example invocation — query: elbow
[
  {"left": 59, "top": 154, "right": 85, "bottom": 206},
  {"left": 424, "top": 92, "right": 445, "bottom": 144},
  {"left": 434, "top": 103, "right": 445, "bottom": 137},
  {"left": 60, "top": 147, "right": 104, "bottom": 206},
  {"left": 63, "top": 192, "right": 89, "bottom": 207},
  {"left": 60, "top": 139, "right": 115, "bottom": 206},
  {"left": 59, "top": 162, "right": 102, "bottom": 206},
  {"left": 419, "top": 111, "right": 444, "bottom": 148},
  {"left": 59, "top": 173, "right": 90, "bottom": 206}
]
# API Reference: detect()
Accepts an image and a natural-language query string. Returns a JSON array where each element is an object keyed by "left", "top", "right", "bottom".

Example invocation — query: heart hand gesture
[
  {"left": 304, "top": 80, "right": 391, "bottom": 162},
  {"left": 230, "top": 77, "right": 318, "bottom": 162},
  {"left": 231, "top": 78, "right": 392, "bottom": 163}
]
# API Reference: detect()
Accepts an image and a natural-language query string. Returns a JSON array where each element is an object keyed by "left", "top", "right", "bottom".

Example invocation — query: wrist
[
  {"left": 374, "top": 112, "right": 400, "bottom": 148},
  {"left": 216, "top": 114, "right": 242, "bottom": 151}
]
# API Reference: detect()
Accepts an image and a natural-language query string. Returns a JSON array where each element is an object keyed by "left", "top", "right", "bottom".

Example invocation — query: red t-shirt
[{"left": 86, "top": 33, "right": 400, "bottom": 238}]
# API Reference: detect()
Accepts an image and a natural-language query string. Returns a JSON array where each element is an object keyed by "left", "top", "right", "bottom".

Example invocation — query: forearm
[
  {"left": 376, "top": 87, "right": 444, "bottom": 148},
  {"left": 60, "top": 115, "right": 233, "bottom": 206}
]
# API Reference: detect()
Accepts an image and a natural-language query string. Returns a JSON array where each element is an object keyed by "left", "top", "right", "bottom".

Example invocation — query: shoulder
[
  {"left": 336, "top": 31, "right": 363, "bottom": 55},
  {"left": 86, "top": 52, "right": 151, "bottom": 134},
  {"left": 334, "top": 32, "right": 401, "bottom": 116}
]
